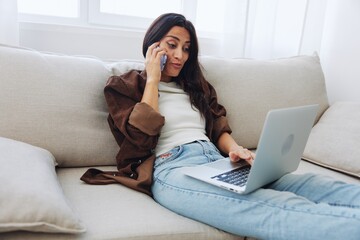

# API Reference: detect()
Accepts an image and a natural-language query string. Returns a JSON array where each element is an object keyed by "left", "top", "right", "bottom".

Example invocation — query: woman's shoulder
[
  {"left": 106, "top": 70, "right": 146, "bottom": 89},
  {"left": 107, "top": 69, "right": 145, "bottom": 84}
]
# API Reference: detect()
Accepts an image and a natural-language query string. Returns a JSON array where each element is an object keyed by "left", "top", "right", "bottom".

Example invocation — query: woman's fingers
[{"left": 229, "top": 148, "right": 255, "bottom": 165}]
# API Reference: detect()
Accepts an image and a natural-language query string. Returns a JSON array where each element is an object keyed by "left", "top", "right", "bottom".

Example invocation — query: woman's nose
[{"left": 174, "top": 47, "right": 183, "bottom": 60}]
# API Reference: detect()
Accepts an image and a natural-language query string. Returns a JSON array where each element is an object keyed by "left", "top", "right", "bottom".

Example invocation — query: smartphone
[{"left": 160, "top": 54, "right": 167, "bottom": 71}]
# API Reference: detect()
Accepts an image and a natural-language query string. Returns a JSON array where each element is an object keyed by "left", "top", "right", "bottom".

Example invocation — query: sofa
[{"left": 0, "top": 43, "right": 359, "bottom": 240}]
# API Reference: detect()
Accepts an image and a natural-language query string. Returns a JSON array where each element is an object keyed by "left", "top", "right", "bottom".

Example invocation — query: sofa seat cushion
[
  {"left": 2, "top": 163, "right": 357, "bottom": 240},
  {"left": 0, "top": 137, "right": 85, "bottom": 234},
  {"left": 295, "top": 160, "right": 359, "bottom": 185},
  {"left": 303, "top": 101, "right": 360, "bottom": 178},
  {"left": 0, "top": 166, "right": 244, "bottom": 240}
]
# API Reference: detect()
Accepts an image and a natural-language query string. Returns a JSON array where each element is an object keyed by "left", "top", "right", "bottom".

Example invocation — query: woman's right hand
[
  {"left": 145, "top": 42, "right": 166, "bottom": 84},
  {"left": 141, "top": 42, "right": 166, "bottom": 112}
]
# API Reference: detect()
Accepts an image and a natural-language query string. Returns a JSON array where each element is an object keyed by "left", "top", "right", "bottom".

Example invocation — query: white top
[{"left": 155, "top": 81, "right": 209, "bottom": 156}]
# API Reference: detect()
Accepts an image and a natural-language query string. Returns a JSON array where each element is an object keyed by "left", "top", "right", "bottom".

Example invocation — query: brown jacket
[{"left": 81, "top": 70, "right": 232, "bottom": 196}]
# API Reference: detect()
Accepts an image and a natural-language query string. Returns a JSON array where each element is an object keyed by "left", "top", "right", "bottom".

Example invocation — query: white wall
[
  {"left": 320, "top": 0, "right": 360, "bottom": 104},
  {"left": 19, "top": 22, "right": 219, "bottom": 61},
  {"left": 20, "top": 23, "right": 145, "bottom": 61}
]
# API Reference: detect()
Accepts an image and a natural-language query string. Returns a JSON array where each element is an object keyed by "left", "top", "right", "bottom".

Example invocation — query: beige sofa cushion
[
  {"left": 0, "top": 44, "right": 120, "bottom": 167},
  {"left": 61, "top": 167, "right": 245, "bottom": 240},
  {"left": 0, "top": 166, "right": 243, "bottom": 240},
  {"left": 0, "top": 137, "right": 85, "bottom": 233},
  {"left": 200, "top": 54, "right": 329, "bottom": 148},
  {"left": 303, "top": 102, "right": 360, "bottom": 177}
]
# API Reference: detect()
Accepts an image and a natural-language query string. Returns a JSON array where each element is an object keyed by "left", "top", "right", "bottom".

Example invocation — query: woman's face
[{"left": 159, "top": 26, "right": 190, "bottom": 82}]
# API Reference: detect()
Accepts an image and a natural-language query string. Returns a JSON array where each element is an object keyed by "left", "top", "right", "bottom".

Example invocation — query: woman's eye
[
  {"left": 167, "top": 43, "right": 176, "bottom": 48},
  {"left": 184, "top": 47, "right": 190, "bottom": 52}
]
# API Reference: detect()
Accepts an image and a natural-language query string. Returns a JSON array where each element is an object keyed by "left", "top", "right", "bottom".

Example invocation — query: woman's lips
[{"left": 171, "top": 63, "right": 182, "bottom": 69}]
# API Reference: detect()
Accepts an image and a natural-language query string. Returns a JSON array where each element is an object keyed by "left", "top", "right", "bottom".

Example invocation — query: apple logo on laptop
[{"left": 281, "top": 134, "right": 294, "bottom": 156}]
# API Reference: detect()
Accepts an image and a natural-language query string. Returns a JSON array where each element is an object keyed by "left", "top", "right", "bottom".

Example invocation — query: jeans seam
[{"left": 197, "top": 140, "right": 222, "bottom": 162}]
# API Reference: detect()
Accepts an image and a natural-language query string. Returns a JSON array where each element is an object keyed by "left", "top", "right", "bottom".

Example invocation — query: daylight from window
[
  {"left": 17, "top": 0, "right": 79, "bottom": 18},
  {"left": 100, "top": 0, "right": 182, "bottom": 19},
  {"left": 17, "top": 0, "right": 229, "bottom": 33}
]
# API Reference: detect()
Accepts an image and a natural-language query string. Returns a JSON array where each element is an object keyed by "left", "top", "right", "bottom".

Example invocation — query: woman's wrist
[
  {"left": 141, "top": 81, "right": 159, "bottom": 111},
  {"left": 146, "top": 77, "right": 160, "bottom": 85}
]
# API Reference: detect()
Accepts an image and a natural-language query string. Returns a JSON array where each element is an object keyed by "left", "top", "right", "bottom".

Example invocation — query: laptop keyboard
[{"left": 211, "top": 166, "right": 251, "bottom": 187}]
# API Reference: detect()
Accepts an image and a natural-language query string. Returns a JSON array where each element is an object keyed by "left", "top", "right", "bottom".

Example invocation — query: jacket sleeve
[
  {"left": 104, "top": 72, "right": 165, "bottom": 150},
  {"left": 207, "top": 82, "right": 232, "bottom": 143}
]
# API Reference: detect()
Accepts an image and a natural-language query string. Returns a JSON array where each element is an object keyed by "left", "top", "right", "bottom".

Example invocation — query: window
[
  {"left": 88, "top": 0, "right": 194, "bottom": 30},
  {"left": 91, "top": 0, "right": 232, "bottom": 34},
  {"left": 99, "top": 0, "right": 182, "bottom": 19},
  {"left": 18, "top": 0, "right": 79, "bottom": 18},
  {"left": 16, "top": 0, "right": 327, "bottom": 59},
  {"left": 17, "top": 0, "right": 232, "bottom": 35},
  {"left": 17, "top": 0, "right": 84, "bottom": 25}
]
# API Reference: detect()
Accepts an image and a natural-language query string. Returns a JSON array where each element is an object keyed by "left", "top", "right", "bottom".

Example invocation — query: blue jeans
[{"left": 152, "top": 140, "right": 360, "bottom": 240}]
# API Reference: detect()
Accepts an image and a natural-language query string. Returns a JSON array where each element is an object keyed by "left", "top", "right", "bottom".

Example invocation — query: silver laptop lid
[{"left": 244, "top": 104, "right": 319, "bottom": 192}]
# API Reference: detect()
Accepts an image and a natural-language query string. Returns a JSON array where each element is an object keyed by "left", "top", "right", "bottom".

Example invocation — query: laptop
[{"left": 182, "top": 104, "right": 319, "bottom": 194}]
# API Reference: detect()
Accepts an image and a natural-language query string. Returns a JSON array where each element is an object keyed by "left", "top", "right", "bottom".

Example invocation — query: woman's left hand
[{"left": 229, "top": 147, "right": 255, "bottom": 165}]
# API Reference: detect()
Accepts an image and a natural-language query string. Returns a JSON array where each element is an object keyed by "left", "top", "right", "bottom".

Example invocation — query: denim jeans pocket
[{"left": 154, "top": 146, "right": 183, "bottom": 168}]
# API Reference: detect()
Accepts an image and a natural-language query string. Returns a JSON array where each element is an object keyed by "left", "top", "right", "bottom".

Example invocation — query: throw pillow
[
  {"left": 303, "top": 102, "right": 360, "bottom": 177},
  {"left": 0, "top": 137, "right": 86, "bottom": 233}
]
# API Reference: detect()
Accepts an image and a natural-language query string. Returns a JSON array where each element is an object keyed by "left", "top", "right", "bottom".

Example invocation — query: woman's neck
[{"left": 161, "top": 75, "right": 172, "bottom": 83}]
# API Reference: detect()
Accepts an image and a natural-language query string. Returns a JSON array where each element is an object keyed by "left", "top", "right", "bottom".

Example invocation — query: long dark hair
[{"left": 142, "top": 13, "right": 211, "bottom": 121}]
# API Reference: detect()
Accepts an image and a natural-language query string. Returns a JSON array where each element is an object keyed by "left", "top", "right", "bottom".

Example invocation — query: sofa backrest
[
  {"left": 201, "top": 55, "right": 329, "bottom": 148},
  {"left": 0, "top": 44, "right": 142, "bottom": 167},
  {"left": 0, "top": 44, "right": 328, "bottom": 167}
]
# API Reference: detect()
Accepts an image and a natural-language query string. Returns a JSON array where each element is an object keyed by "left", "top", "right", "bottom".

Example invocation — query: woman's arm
[
  {"left": 217, "top": 132, "right": 255, "bottom": 165},
  {"left": 104, "top": 73, "right": 164, "bottom": 149},
  {"left": 104, "top": 42, "right": 167, "bottom": 149}
]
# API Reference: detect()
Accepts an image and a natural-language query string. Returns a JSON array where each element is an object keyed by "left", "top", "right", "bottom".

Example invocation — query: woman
[{"left": 82, "top": 13, "right": 360, "bottom": 239}]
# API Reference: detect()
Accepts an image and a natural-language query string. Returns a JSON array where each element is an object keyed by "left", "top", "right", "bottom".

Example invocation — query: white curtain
[
  {"left": 0, "top": 0, "right": 19, "bottom": 45},
  {"left": 206, "top": 0, "right": 328, "bottom": 59}
]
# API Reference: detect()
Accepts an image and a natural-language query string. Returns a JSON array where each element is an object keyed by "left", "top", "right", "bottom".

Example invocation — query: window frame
[
  {"left": 88, "top": 0, "right": 152, "bottom": 29},
  {"left": 88, "top": 0, "right": 198, "bottom": 30}
]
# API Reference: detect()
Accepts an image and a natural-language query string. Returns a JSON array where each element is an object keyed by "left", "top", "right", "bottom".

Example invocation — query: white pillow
[
  {"left": 0, "top": 137, "right": 86, "bottom": 233},
  {"left": 303, "top": 102, "right": 360, "bottom": 177}
]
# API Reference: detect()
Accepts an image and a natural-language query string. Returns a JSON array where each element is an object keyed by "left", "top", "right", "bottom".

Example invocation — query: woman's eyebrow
[{"left": 165, "top": 35, "right": 191, "bottom": 44}]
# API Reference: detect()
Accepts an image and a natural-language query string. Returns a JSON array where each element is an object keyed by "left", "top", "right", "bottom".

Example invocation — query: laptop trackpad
[{"left": 206, "top": 159, "right": 249, "bottom": 170}]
